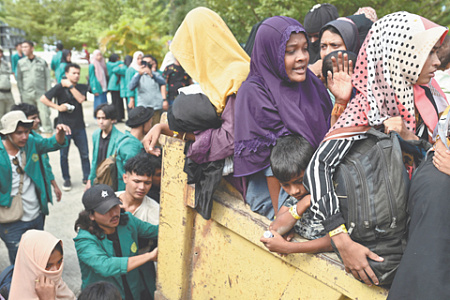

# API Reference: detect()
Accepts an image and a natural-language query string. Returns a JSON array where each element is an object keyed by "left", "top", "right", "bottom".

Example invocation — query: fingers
[
  {"left": 327, "top": 70, "right": 333, "bottom": 86},
  {"left": 331, "top": 55, "right": 338, "bottom": 74}
]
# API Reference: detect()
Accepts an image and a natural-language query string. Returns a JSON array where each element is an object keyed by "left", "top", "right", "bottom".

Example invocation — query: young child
[{"left": 260, "top": 135, "right": 332, "bottom": 254}]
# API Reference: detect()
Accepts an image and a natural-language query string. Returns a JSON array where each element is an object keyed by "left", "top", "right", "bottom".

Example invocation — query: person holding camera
[
  {"left": 128, "top": 55, "right": 167, "bottom": 127},
  {"left": 40, "top": 63, "right": 91, "bottom": 191}
]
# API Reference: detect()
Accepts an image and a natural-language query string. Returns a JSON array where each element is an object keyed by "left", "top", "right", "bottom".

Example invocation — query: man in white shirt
[
  {"left": 0, "top": 111, "right": 70, "bottom": 263},
  {"left": 116, "top": 152, "right": 159, "bottom": 253}
]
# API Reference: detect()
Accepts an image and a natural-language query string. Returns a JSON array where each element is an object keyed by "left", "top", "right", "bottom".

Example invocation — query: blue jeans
[
  {"left": 60, "top": 128, "right": 91, "bottom": 181},
  {"left": 0, "top": 213, "right": 45, "bottom": 264},
  {"left": 94, "top": 92, "right": 107, "bottom": 112}
]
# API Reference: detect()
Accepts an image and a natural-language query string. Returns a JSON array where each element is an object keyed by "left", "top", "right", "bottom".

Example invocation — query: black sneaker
[
  {"left": 82, "top": 179, "right": 88, "bottom": 185},
  {"left": 62, "top": 180, "right": 72, "bottom": 191}
]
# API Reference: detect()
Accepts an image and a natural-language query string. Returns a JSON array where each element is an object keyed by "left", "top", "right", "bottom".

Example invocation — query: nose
[{"left": 432, "top": 52, "right": 441, "bottom": 67}]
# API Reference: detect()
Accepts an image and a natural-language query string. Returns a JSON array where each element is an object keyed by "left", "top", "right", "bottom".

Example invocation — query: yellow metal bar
[{"left": 156, "top": 136, "right": 389, "bottom": 300}]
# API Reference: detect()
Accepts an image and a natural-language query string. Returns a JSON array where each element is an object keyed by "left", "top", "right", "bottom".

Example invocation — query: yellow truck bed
[{"left": 155, "top": 136, "right": 388, "bottom": 300}]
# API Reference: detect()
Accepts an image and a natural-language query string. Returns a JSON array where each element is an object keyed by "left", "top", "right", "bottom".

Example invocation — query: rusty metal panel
[
  {"left": 157, "top": 136, "right": 389, "bottom": 300},
  {"left": 156, "top": 137, "right": 196, "bottom": 300}
]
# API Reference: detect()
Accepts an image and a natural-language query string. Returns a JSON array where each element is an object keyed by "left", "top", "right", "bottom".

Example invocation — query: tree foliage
[{"left": 1, "top": 0, "right": 449, "bottom": 57}]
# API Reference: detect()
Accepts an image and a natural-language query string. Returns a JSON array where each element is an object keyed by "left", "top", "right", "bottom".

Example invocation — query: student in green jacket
[
  {"left": 56, "top": 49, "right": 71, "bottom": 83},
  {"left": 116, "top": 106, "right": 154, "bottom": 191},
  {"left": 11, "top": 41, "right": 24, "bottom": 78},
  {"left": 0, "top": 110, "right": 69, "bottom": 263},
  {"left": 125, "top": 51, "right": 143, "bottom": 110},
  {"left": 51, "top": 43, "right": 63, "bottom": 78},
  {"left": 107, "top": 54, "right": 127, "bottom": 122},
  {"left": 89, "top": 50, "right": 108, "bottom": 112},
  {"left": 85, "top": 104, "right": 124, "bottom": 190},
  {"left": 10, "top": 103, "right": 62, "bottom": 202},
  {"left": 74, "top": 184, "right": 158, "bottom": 300}
]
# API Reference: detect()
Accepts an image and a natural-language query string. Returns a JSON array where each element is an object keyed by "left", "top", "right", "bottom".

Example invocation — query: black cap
[
  {"left": 82, "top": 184, "right": 122, "bottom": 214},
  {"left": 126, "top": 106, "right": 154, "bottom": 128}
]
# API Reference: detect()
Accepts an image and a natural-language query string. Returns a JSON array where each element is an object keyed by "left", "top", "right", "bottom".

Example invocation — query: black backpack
[{"left": 332, "top": 128, "right": 429, "bottom": 286}]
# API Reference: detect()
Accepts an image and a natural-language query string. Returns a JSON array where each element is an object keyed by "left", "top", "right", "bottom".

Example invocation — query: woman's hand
[
  {"left": 142, "top": 124, "right": 163, "bottom": 156},
  {"left": 383, "top": 116, "right": 418, "bottom": 140},
  {"left": 327, "top": 51, "right": 353, "bottom": 105},
  {"left": 35, "top": 275, "right": 56, "bottom": 300},
  {"left": 433, "top": 139, "right": 450, "bottom": 175}
]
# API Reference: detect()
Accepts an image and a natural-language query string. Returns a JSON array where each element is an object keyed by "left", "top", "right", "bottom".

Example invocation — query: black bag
[{"left": 332, "top": 128, "right": 429, "bottom": 286}]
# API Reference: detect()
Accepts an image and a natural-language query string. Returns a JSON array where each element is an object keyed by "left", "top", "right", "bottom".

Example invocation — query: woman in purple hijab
[{"left": 234, "top": 16, "right": 333, "bottom": 219}]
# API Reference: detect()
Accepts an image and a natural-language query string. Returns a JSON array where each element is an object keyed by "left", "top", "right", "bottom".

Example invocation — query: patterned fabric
[
  {"left": 329, "top": 12, "right": 448, "bottom": 140},
  {"left": 284, "top": 196, "right": 325, "bottom": 240}
]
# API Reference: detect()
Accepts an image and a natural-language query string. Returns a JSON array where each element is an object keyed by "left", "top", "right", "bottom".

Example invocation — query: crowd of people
[{"left": 0, "top": 2, "right": 449, "bottom": 299}]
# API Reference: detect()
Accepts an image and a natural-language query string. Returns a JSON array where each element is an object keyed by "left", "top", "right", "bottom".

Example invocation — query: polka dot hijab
[{"left": 329, "top": 12, "right": 447, "bottom": 139}]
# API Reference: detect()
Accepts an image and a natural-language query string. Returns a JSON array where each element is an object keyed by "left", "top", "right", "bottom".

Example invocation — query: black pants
[
  {"left": 388, "top": 153, "right": 450, "bottom": 300},
  {"left": 110, "top": 90, "right": 125, "bottom": 121}
]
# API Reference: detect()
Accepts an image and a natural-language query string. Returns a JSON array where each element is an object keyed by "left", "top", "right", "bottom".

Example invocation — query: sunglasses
[{"left": 12, "top": 157, "right": 24, "bottom": 175}]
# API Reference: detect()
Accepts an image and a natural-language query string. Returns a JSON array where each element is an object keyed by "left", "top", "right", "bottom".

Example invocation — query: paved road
[{"left": 0, "top": 81, "right": 128, "bottom": 296}]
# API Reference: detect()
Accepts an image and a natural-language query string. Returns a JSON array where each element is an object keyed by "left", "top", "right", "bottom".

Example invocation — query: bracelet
[
  {"left": 331, "top": 103, "right": 346, "bottom": 117},
  {"left": 289, "top": 204, "right": 301, "bottom": 220},
  {"left": 182, "top": 132, "right": 187, "bottom": 140},
  {"left": 172, "top": 131, "right": 179, "bottom": 138},
  {"left": 329, "top": 224, "right": 348, "bottom": 237}
]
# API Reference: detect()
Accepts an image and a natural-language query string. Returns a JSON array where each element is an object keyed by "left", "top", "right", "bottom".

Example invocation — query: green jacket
[
  {"left": 51, "top": 51, "right": 62, "bottom": 72},
  {"left": 88, "top": 126, "right": 124, "bottom": 182},
  {"left": 30, "top": 131, "right": 56, "bottom": 202},
  {"left": 89, "top": 64, "right": 104, "bottom": 95},
  {"left": 16, "top": 56, "right": 51, "bottom": 103},
  {"left": 56, "top": 62, "right": 67, "bottom": 83},
  {"left": 116, "top": 131, "right": 144, "bottom": 191},
  {"left": 124, "top": 67, "right": 138, "bottom": 103},
  {"left": 11, "top": 53, "right": 24, "bottom": 77},
  {"left": 0, "top": 134, "right": 67, "bottom": 215},
  {"left": 106, "top": 61, "right": 126, "bottom": 92},
  {"left": 74, "top": 212, "right": 158, "bottom": 300}
]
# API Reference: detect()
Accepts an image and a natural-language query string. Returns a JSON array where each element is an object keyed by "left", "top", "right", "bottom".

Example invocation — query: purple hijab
[{"left": 234, "top": 16, "right": 332, "bottom": 177}]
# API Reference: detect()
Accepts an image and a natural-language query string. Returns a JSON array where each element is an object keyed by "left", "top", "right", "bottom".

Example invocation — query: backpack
[
  {"left": 0, "top": 265, "right": 14, "bottom": 300},
  {"left": 332, "top": 128, "right": 429, "bottom": 286},
  {"left": 94, "top": 152, "right": 118, "bottom": 191}
]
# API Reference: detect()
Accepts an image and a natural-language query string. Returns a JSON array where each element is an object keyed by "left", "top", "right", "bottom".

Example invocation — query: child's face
[{"left": 280, "top": 171, "right": 308, "bottom": 200}]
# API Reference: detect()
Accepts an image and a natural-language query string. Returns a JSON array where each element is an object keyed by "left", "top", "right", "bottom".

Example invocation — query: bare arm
[
  {"left": 142, "top": 123, "right": 195, "bottom": 156},
  {"left": 55, "top": 124, "right": 71, "bottom": 144},
  {"left": 40, "top": 95, "right": 68, "bottom": 112},
  {"left": 126, "top": 248, "right": 158, "bottom": 272},
  {"left": 261, "top": 230, "right": 333, "bottom": 254},
  {"left": 61, "top": 79, "right": 85, "bottom": 103}
]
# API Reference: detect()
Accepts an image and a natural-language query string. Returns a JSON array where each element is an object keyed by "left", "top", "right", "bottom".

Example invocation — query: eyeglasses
[{"left": 12, "top": 157, "right": 24, "bottom": 175}]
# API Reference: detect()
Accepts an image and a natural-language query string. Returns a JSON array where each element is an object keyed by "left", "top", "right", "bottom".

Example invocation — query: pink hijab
[
  {"left": 91, "top": 49, "right": 107, "bottom": 91},
  {"left": 9, "top": 230, "right": 75, "bottom": 300}
]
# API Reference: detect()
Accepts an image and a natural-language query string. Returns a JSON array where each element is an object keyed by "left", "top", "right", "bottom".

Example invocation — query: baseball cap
[
  {"left": 82, "top": 184, "right": 122, "bottom": 214},
  {"left": 0, "top": 111, "right": 34, "bottom": 136}
]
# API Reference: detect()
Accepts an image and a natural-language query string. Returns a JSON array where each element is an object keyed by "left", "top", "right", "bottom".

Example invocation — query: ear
[
  {"left": 123, "top": 173, "right": 128, "bottom": 183},
  {"left": 89, "top": 212, "right": 95, "bottom": 221}
]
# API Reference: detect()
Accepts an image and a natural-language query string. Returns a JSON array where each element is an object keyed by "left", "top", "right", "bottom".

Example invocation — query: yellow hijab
[{"left": 170, "top": 7, "right": 250, "bottom": 115}]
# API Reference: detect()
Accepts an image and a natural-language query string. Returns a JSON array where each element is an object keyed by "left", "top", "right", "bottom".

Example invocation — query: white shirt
[{"left": 9, "top": 152, "right": 40, "bottom": 221}]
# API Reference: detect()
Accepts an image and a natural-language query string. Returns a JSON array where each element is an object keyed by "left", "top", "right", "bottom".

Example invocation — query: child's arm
[
  {"left": 260, "top": 230, "right": 332, "bottom": 254},
  {"left": 270, "top": 195, "right": 311, "bottom": 236}
]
